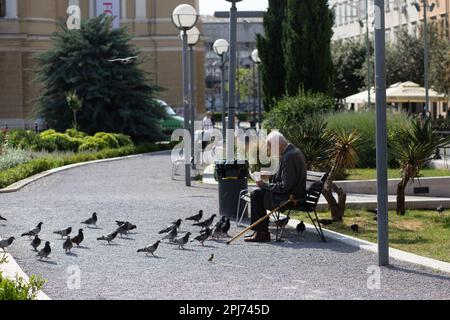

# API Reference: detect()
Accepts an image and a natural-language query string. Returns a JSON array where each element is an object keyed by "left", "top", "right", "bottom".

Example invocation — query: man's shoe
[{"left": 244, "top": 231, "right": 271, "bottom": 243}]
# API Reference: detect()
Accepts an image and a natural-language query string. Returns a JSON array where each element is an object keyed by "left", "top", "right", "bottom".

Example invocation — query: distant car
[{"left": 155, "top": 99, "right": 184, "bottom": 134}]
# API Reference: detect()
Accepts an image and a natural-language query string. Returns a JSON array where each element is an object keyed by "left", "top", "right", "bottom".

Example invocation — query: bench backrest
[{"left": 303, "top": 171, "right": 328, "bottom": 210}]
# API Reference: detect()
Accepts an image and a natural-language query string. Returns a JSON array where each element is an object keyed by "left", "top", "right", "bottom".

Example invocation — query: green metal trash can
[{"left": 215, "top": 160, "right": 249, "bottom": 218}]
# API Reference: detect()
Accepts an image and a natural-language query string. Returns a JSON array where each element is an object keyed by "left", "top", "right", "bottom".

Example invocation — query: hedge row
[
  {"left": 0, "top": 142, "right": 175, "bottom": 189},
  {"left": 5, "top": 129, "right": 134, "bottom": 153}
]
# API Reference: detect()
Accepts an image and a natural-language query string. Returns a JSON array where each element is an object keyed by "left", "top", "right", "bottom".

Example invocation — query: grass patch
[
  {"left": 345, "top": 168, "right": 450, "bottom": 180},
  {"left": 292, "top": 209, "right": 450, "bottom": 262},
  {"left": 0, "top": 142, "right": 175, "bottom": 189}
]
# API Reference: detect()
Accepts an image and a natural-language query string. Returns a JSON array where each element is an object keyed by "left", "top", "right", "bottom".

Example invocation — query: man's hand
[{"left": 256, "top": 180, "right": 265, "bottom": 188}]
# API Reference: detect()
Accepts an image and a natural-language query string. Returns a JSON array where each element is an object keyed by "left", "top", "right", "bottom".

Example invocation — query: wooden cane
[{"left": 226, "top": 195, "right": 298, "bottom": 245}]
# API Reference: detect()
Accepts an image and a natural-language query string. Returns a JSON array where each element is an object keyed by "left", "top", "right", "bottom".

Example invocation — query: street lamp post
[
  {"left": 184, "top": 27, "right": 200, "bottom": 169},
  {"left": 413, "top": 0, "right": 436, "bottom": 117},
  {"left": 213, "top": 39, "right": 230, "bottom": 142},
  {"left": 225, "top": 0, "right": 243, "bottom": 161},
  {"left": 250, "top": 49, "right": 262, "bottom": 128},
  {"left": 171, "top": 4, "right": 199, "bottom": 187},
  {"left": 374, "top": 0, "right": 389, "bottom": 266}
]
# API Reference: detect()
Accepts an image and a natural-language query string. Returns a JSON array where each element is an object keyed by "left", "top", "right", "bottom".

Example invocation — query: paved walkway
[{"left": 0, "top": 152, "right": 449, "bottom": 300}]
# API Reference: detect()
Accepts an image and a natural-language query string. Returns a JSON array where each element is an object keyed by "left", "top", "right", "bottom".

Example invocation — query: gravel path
[{"left": 1, "top": 152, "right": 449, "bottom": 300}]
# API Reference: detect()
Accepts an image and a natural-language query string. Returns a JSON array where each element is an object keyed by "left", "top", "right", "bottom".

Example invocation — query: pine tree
[
  {"left": 34, "top": 15, "right": 164, "bottom": 142},
  {"left": 256, "top": 0, "right": 287, "bottom": 111},
  {"left": 283, "top": 0, "right": 334, "bottom": 96}
]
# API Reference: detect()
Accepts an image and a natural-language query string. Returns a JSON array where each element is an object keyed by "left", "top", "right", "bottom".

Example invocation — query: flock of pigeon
[{"left": 0, "top": 210, "right": 233, "bottom": 261}]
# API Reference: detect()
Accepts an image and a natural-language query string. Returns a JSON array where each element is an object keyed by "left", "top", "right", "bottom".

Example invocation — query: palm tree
[
  {"left": 390, "top": 118, "right": 450, "bottom": 215},
  {"left": 284, "top": 115, "right": 334, "bottom": 170},
  {"left": 65, "top": 90, "right": 83, "bottom": 130},
  {"left": 286, "top": 116, "right": 361, "bottom": 221},
  {"left": 321, "top": 128, "right": 361, "bottom": 221}
]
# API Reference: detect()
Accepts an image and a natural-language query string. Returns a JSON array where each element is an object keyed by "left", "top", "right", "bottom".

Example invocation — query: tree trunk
[
  {"left": 396, "top": 179, "right": 407, "bottom": 215},
  {"left": 322, "top": 181, "right": 346, "bottom": 221}
]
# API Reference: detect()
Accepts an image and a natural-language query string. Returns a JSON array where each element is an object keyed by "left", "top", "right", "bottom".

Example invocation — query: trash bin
[{"left": 215, "top": 160, "right": 249, "bottom": 218}]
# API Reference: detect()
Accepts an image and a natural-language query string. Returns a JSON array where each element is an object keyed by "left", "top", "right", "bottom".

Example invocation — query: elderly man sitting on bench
[{"left": 245, "top": 132, "right": 307, "bottom": 243}]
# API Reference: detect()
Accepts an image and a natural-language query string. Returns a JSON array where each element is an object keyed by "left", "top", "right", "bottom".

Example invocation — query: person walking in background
[{"left": 202, "top": 111, "right": 214, "bottom": 131}]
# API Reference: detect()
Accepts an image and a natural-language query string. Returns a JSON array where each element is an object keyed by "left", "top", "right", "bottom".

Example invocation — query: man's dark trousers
[{"left": 250, "top": 189, "right": 270, "bottom": 232}]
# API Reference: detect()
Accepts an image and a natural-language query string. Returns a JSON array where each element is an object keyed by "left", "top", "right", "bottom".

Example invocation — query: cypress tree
[
  {"left": 283, "top": 0, "right": 334, "bottom": 96},
  {"left": 256, "top": 0, "right": 287, "bottom": 111},
  {"left": 34, "top": 15, "right": 164, "bottom": 142}
]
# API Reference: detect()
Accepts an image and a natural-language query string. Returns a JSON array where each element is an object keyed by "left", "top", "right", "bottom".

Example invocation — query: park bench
[{"left": 236, "top": 171, "right": 328, "bottom": 242}]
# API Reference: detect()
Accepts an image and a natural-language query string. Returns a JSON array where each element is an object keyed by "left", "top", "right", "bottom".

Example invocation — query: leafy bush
[
  {"left": 0, "top": 273, "right": 46, "bottom": 300},
  {"left": 40, "top": 133, "right": 82, "bottom": 152},
  {"left": 94, "top": 132, "right": 120, "bottom": 149},
  {"left": 39, "top": 129, "right": 56, "bottom": 138},
  {"left": 264, "top": 91, "right": 333, "bottom": 130},
  {"left": 6, "top": 130, "right": 39, "bottom": 150},
  {"left": 65, "top": 129, "right": 88, "bottom": 139},
  {"left": 325, "top": 111, "right": 411, "bottom": 168},
  {"left": 0, "top": 147, "right": 30, "bottom": 171},
  {"left": 78, "top": 137, "right": 109, "bottom": 152},
  {"left": 113, "top": 133, "right": 134, "bottom": 148}
]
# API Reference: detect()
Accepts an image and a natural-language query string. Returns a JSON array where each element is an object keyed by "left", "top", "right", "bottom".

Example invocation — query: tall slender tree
[
  {"left": 283, "top": 0, "right": 334, "bottom": 96},
  {"left": 256, "top": 0, "right": 287, "bottom": 111}
]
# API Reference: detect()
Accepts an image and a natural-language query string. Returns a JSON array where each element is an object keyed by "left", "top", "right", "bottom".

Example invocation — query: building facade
[
  {"left": 331, "top": 0, "right": 422, "bottom": 42},
  {"left": 0, "top": 0, "right": 205, "bottom": 129},
  {"left": 201, "top": 11, "right": 264, "bottom": 112}
]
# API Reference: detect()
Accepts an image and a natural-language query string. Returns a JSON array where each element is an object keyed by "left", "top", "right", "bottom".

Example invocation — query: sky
[{"left": 199, "top": 0, "right": 269, "bottom": 15}]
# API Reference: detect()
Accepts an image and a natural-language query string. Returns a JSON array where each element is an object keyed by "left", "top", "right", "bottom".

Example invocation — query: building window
[{"left": 0, "top": 0, "right": 6, "bottom": 18}]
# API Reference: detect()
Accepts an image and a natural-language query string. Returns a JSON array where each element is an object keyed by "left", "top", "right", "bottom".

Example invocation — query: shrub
[
  {"left": 0, "top": 271, "right": 46, "bottom": 300},
  {"left": 113, "top": 133, "right": 134, "bottom": 148},
  {"left": 264, "top": 91, "right": 333, "bottom": 130},
  {"left": 78, "top": 137, "right": 109, "bottom": 152},
  {"left": 40, "top": 133, "right": 81, "bottom": 152},
  {"left": 326, "top": 111, "right": 411, "bottom": 168},
  {"left": 39, "top": 129, "right": 56, "bottom": 138},
  {"left": 94, "top": 132, "right": 120, "bottom": 149},
  {"left": 0, "top": 147, "right": 30, "bottom": 171},
  {"left": 6, "top": 130, "right": 40, "bottom": 150},
  {"left": 65, "top": 129, "right": 88, "bottom": 139}
]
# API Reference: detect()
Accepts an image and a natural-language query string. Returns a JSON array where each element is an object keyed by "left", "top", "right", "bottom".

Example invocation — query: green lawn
[
  {"left": 292, "top": 209, "right": 450, "bottom": 263},
  {"left": 346, "top": 168, "right": 450, "bottom": 180}
]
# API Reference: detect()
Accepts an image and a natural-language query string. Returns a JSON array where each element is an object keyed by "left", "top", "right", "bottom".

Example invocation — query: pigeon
[
  {"left": 437, "top": 205, "right": 444, "bottom": 214},
  {"left": 318, "top": 219, "right": 334, "bottom": 226},
  {"left": 366, "top": 208, "right": 378, "bottom": 215},
  {"left": 115, "top": 221, "right": 137, "bottom": 232},
  {"left": 208, "top": 254, "right": 214, "bottom": 262},
  {"left": 81, "top": 212, "right": 97, "bottom": 227},
  {"left": 296, "top": 221, "right": 306, "bottom": 235},
  {"left": 221, "top": 218, "right": 231, "bottom": 237},
  {"left": 158, "top": 219, "right": 182, "bottom": 234},
  {"left": 21, "top": 222, "right": 43, "bottom": 237},
  {"left": 274, "top": 217, "right": 290, "bottom": 228},
  {"left": 351, "top": 224, "right": 359, "bottom": 233},
  {"left": 108, "top": 56, "right": 138, "bottom": 64},
  {"left": 71, "top": 229, "right": 84, "bottom": 246},
  {"left": 97, "top": 230, "right": 119, "bottom": 244},
  {"left": 37, "top": 241, "right": 51, "bottom": 259},
  {"left": 53, "top": 227, "right": 72, "bottom": 239},
  {"left": 116, "top": 224, "right": 131, "bottom": 237},
  {"left": 174, "top": 232, "right": 191, "bottom": 249},
  {"left": 211, "top": 221, "right": 224, "bottom": 239},
  {"left": 193, "top": 214, "right": 217, "bottom": 229},
  {"left": 0, "top": 237, "right": 15, "bottom": 250},
  {"left": 0, "top": 215, "right": 7, "bottom": 221},
  {"left": 63, "top": 236, "right": 73, "bottom": 253},
  {"left": 186, "top": 210, "right": 203, "bottom": 223},
  {"left": 161, "top": 227, "right": 178, "bottom": 241},
  {"left": 137, "top": 240, "right": 161, "bottom": 256},
  {"left": 30, "top": 235, "right": 41, "bottom": 251},
  {"left": 192, "top": 228, "right": 212, "bottom": 246}
]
